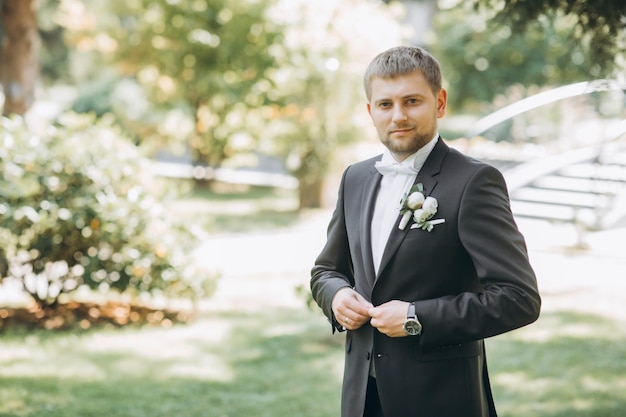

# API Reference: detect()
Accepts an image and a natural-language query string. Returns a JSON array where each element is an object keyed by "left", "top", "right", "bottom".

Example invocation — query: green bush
[{"left": 0, "top": 113, "right": 217, "bottom": 308}]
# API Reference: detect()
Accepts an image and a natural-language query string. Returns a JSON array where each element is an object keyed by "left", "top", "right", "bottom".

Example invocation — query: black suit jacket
[{"left": 311, "top": 138, "right": 541, "bottom": 417}]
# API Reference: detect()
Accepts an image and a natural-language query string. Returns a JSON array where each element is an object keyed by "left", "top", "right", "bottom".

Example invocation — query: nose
[{"left": 392, "top": 104, "right": 408, "bottom": 123}]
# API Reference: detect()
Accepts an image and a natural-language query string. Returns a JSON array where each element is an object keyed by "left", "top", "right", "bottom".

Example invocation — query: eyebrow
[{"left": 373, "top": 93, "right": 425, "bottom": 105}]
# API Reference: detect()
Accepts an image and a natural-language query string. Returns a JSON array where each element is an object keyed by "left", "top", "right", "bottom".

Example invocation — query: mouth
[{"left": 389, "top": 127, "right": 413, "bottom": 135}]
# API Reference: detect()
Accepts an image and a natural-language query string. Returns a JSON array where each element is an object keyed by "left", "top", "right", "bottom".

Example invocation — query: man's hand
[
  {"left": 369, "top": 300, "right": 410, "bottom": 337},
  {"left": 332, "top": 288, "right": 373, "bottom": 330}
]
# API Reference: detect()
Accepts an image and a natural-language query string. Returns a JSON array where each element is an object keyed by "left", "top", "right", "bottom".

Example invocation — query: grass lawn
[
  {"left": 0, "top": 308, "right": 344, "bottom": 417},
  {"left": 1, "top": 308, "right": 625, "bottom": 417},
  {"left": 1, "top": 185, "right": 625, "bottom": 416},
  {"left": 488, "top": 311, "right": 626, "bottom": 417},
  {"left": 167, "top": 185, "right": 302, "bottom": 234}
]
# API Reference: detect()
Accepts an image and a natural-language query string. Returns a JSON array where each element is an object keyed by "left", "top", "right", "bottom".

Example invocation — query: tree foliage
[
  {"left": 470, "top": 0, "right": 625, "bottom": 76},
  {"left": 62, "top": 0, "right": 282, "bottom": 168},
  {"left": 59, "top": 0, "right": 407, "bottom": 208},
  {"left": 38, "top": 0, "right": 71, "bottom": 83},
  {"left": 433, "top": 2, "right": 625, "bottom": 112}
]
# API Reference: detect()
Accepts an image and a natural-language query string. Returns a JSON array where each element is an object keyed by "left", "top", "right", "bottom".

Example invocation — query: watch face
[{"left": 404, "top": 319, "right": 422, "bottom": 336}]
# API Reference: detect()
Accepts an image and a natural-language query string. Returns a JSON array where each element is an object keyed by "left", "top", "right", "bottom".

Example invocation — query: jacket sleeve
[
  {"left": 310, "top": 168, "right": 354, "bottom": 332},
  {"left": 415, "top": 164, "right": 541, "bottom": 348}
]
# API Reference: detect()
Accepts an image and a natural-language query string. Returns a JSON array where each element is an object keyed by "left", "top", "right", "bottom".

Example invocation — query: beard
[{"left": 380, "top": 124, "right": 437, "bottom": 160}]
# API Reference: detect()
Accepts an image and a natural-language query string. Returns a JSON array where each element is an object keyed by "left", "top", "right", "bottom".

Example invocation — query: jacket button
[{"left": 376, "top": 354, "right": 383, "bottom": 358}]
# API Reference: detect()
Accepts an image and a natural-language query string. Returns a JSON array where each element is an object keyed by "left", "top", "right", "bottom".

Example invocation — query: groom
[{"left": 311, "top": 46, "right": 541, "bottom": 417}]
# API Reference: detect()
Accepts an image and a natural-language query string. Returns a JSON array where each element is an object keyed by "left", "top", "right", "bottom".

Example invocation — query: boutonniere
[{"left": 398, "top": 183, "right": 445, "bottom": 231}]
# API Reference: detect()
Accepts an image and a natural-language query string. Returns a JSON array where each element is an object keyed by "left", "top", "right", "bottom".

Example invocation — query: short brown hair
[{"left": 363, "top": 46, "right": 442, "bottom": 101}]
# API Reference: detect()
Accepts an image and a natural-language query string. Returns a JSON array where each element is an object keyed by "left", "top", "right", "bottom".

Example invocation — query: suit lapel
[
  {"left": 360, "top": 166, "right": 382, "bottom": 287},
  {"left": 375, "top": 138, "right": 448, "bottom": 282}
]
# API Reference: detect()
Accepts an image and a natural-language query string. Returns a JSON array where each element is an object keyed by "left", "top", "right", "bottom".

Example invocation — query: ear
[
  {"left": 436, "top": 89, "right": 447, "bottom": 118},
  {"left": 366, "top": 102, "right": 372, "bottom": 117}
]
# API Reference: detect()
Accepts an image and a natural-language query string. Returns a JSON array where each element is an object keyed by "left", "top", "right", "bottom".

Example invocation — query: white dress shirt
[{"left": 371, "top": 135, "right": 438, "bottom": 276}]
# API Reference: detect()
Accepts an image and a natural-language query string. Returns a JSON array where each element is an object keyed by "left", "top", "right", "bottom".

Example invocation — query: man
[{"left": 310, "top": 46, "right": 541, "bottom": 417}]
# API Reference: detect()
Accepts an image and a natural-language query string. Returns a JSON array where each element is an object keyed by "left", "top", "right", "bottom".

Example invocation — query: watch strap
[{"left": 407, "top": 302, "right": 416, "bottom": 319}]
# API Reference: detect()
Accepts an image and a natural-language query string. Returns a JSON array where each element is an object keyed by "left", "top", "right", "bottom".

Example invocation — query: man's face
[{"left": 367, "top": 71, "right": 447, "bottom": 162}]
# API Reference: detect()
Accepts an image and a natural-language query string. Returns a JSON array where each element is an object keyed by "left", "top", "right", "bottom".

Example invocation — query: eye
[
  {"left": 378, "top": 102, "right": 392, "bottom": 109},
  {"left": 407, "top": 98, "right": 421, "bottom": 105}
]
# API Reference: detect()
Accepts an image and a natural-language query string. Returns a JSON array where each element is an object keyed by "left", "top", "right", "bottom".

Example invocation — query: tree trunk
[
  {"left": 0, "top": 0, "right": 39, "bottom": 116},
  {"left": 298, "top": 175, "right": 324, "bottom": 209}
]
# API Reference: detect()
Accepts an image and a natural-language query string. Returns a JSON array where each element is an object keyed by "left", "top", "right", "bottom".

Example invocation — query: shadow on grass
[
  {"left": 0, "top": 309, "right": 624, "bottom": 417},
  {"left": 488, "top": 311, "right": 626, "bottom": 417}
]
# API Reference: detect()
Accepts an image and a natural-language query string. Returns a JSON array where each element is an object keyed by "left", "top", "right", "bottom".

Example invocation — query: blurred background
[{"left": 1, "top": 1, "right": 625, "bottom": 416}]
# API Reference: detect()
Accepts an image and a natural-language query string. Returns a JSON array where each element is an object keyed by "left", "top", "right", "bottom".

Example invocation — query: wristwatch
[{"left": 403, "top": 302, "right": 422, "bottom": 336}]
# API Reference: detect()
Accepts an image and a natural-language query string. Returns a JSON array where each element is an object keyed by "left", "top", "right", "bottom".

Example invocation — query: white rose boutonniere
[{"left": 398, "top": 183, "right": 445, "bottom": 231}]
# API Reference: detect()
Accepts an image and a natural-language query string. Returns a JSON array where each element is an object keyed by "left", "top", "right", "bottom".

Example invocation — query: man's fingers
[
  {"left": 341, "top": 290, "right": 371, "bottom": 314},
  {"left": 332, "top": 288, "right": 375, "bottom": 329}
]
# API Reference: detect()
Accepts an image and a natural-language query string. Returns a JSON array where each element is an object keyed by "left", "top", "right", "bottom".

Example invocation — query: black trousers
[{"left": 363, "top": 377, "right": 384, "bottom": 417}]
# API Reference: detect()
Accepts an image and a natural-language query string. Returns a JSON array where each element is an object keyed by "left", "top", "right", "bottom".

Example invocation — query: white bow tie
[{"left": 375, "top": 161, "right": 418, "bottom": 176}]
